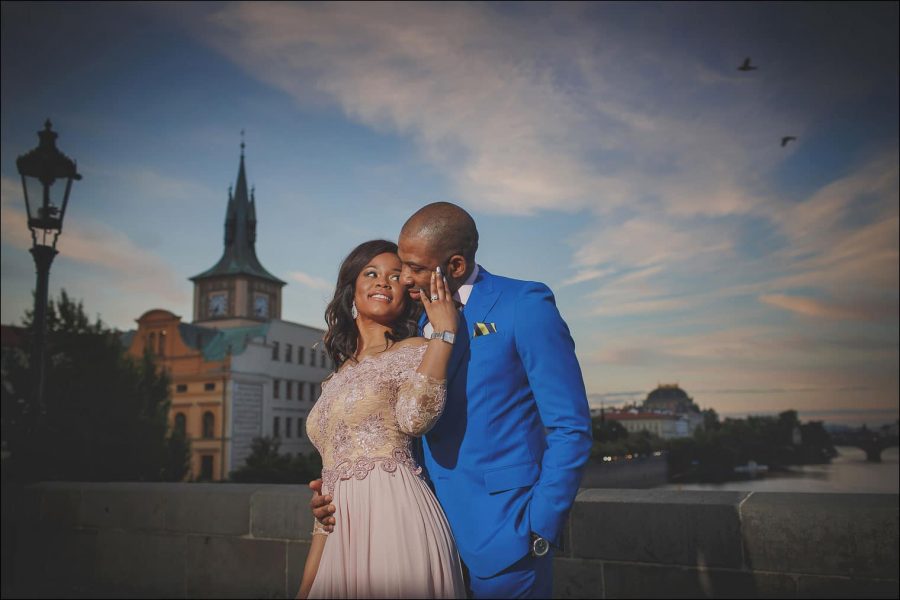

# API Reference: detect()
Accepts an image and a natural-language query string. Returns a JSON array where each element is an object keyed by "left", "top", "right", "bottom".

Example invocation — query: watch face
[
  {"left": 254, "top": 294, "right": 269, "bottom": 317},
  {"left": 209, "top": 292, "right": 227, "bottom": 316}
]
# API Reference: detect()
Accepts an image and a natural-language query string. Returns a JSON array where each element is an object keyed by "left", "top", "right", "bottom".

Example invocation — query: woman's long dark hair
[{"left": 324, "top": 239, "right": 420, "bottom": 369}]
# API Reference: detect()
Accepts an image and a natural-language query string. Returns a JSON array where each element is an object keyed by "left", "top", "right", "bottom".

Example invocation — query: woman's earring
[{"left": 351, "top": 301, "right": 359, "bottom": 319}]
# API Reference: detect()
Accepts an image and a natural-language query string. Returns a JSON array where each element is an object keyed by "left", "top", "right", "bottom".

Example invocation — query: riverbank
[{"left": 657, "top": 446, "right": 899, "bottom": 493}]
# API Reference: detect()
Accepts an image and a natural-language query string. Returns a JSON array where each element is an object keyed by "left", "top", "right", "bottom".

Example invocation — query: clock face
[
  {"left": 209, "top": 292, "right": 228, "bottom": 316},
  {"left": 254, "top": 294, "right": 270, "bottom": 318}
]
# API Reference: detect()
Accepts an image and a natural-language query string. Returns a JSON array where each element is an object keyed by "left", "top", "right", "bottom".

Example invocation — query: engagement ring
[{"left": 431, "top": 295, "right": 439, "bottom": 301}]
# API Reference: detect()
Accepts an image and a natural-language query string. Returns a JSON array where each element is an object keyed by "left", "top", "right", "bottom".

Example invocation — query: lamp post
[{"left": 15, "top": 119, "right": 81, "bottom": 429}]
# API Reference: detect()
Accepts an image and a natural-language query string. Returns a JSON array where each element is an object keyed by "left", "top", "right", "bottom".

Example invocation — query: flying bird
[
  {"left": 781, "top": 136, "right": 797, "bottom": 147},
  {"left": 738, "top": 57, "right": 758, "bottom": 71}
]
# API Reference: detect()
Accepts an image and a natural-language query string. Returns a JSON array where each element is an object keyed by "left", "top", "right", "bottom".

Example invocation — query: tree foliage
[
  {"left": 1, "top": 290, "right": 190, "bottom": 482},
  {"left": 229, "top": 436, "right": 322, "bottom": 484},
  {"left": 587, "top": 407, "right": 837, "bottom": 483},
  {"left": 666, "top": 409, "right": 837, "bottom": 482},
  {"left": 591, "top": 415, "right": 667, "bottom": 459}
]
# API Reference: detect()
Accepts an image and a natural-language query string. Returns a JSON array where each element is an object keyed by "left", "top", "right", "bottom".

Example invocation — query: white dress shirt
[{"left": 423, "top": 264, "right": 479, "bottom": 338}]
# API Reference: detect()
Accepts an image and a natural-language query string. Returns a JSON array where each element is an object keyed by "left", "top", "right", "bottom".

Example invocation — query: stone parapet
[{"left": 1, "top": 483, "right": 897, "bottom": 598}]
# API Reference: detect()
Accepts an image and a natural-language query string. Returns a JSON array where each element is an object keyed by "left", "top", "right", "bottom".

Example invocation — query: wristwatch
[
  {"left": 429, "top": 330, "right": 456, "bottom": 345},
  {"left": 531, "top": 533, "right": 550, "bottom": 557}
]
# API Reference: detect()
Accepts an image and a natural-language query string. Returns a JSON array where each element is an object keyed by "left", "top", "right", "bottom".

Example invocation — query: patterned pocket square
[{"left": 473, "top": 322, "right": 498, "bottom": 337}]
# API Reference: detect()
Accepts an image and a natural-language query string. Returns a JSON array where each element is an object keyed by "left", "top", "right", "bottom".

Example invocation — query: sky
[{"left": 1, "top": 2, "right": 897, "bottom": 426}]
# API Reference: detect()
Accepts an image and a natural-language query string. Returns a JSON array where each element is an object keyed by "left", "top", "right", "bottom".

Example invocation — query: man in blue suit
[{"left": 312, "top": 202, "right": 592, "bottom": 598}]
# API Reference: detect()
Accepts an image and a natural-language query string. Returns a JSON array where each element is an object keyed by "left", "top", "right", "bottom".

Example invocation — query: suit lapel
[
  {"left": 462, "top": 267, "right": 501, "bottom": 332},
  {"left": 446, "top": 267, "right": 499, "bottom": 384}
]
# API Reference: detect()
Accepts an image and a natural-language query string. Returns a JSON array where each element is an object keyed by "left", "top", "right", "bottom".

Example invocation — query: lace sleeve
[
  {"left": 312, "top": 516, "right": 330, "bottom": 537},
  {"left": 396, "top": 369, "right": 447, "bottom": 437}
]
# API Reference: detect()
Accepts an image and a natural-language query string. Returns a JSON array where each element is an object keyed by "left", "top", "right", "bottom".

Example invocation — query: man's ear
[{"left": 447, "top": 255, "right": 468, "bottom": 280}]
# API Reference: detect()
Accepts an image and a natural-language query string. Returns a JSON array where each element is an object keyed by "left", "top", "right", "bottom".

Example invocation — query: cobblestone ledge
[{"left": 2, "top": 483, "right": 897, "bottom": 598}]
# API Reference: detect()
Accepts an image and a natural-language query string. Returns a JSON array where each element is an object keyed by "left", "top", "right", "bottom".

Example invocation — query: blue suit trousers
[{"left": 468, "top": 550, "right": 554, "bottom": 599}]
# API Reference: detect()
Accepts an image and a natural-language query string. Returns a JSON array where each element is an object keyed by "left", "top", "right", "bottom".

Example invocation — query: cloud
[
  {"left": 696, "top": 387, "right": 874, "bottom": 395},
  {"left": 759, "top": 293, "right": 889, "bottom": 321},
  {"left": 184, "top": 2, "right": 898, "bottom": 417},
  {"left": 113, "top": 167, "right": 218, "bottom": 206},
  {"left": 591, "top": 295, "right": 697, "bottom": 318},
  {"left": 574, "top": 219, "right": 734, "bottom": 270},
  {"left": 195, "top": 2, "right": 806, "bottom": 219},
  {"left": 589, "top": 324, "right": 845, "bottom": 368},
  {"left": 0, "top": 176, "right": 187, "bottom": 303},
  {"left": 0, "top": 177, "right": 33, "bottom": 249},
  {"left": 774, "top": 154, "right": 898, "bottom": 274},
  {"left": 571, "top": 218, "right": 733, "bottom": 316},
  {"left": 559, "top": 267, "right": 616, "bottom": 288},
  {"left": 288, "top": 270, "right": 332, "bottom": 291}
]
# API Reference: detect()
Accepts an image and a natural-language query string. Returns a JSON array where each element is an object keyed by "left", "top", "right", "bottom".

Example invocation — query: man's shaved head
[{"left": 400, "top": 202, "right": 479, "bottom": 262}]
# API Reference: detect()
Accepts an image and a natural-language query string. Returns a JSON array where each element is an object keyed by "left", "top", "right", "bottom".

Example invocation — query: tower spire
[{"left": 190, "top": 139, "right": 284, "bottom": 286}]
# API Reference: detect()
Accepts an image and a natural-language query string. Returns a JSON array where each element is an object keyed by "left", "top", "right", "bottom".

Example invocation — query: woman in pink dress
[{"left": 296, "top": 239, "right": 466, "bottom": 599}]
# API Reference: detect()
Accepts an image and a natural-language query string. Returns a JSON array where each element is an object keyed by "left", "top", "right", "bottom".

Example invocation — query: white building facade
[
  {"left": 605, "top": 412, "right": 692, "bottom": 440},
  {"left": 226, "top": 319, "right": 332, "bottom": 473}
]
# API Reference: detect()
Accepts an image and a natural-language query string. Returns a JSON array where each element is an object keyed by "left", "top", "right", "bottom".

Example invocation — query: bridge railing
[{"left": 2, "top": 482, "right": 897, "bottom": 598}]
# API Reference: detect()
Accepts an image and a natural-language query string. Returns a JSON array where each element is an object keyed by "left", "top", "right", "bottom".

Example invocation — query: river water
[{"left": 657, "top": 446, "right": 899, "bottom": 494}]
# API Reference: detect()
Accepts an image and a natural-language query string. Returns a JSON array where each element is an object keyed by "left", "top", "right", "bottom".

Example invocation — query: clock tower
[{"left": 190, "top": 142, "right": 285, "bottom": 328}]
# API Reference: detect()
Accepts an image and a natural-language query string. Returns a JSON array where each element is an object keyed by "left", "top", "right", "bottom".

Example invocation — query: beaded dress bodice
[{"left": 307, "top": 343, "right": 446, "bottom": 499}]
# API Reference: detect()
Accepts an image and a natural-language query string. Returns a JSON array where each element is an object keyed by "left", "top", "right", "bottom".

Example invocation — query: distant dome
[
  {"left": 647, "top": 384, "right": 690, "bottom": 403},
  {"left": 643, "top": 384, "right": 698, "bottom": 413}
]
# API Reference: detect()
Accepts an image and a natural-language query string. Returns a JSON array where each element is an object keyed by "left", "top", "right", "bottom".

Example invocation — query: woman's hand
[{"left": 420, "top": 267, "right": 458, "bottom": 334}]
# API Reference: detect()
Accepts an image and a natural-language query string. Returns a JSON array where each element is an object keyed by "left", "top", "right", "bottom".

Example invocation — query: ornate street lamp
[{"left": 15, "top": 119, "right": 81, "bottom": 425}]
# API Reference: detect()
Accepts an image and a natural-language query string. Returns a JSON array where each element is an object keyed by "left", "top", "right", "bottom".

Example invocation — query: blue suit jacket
[{"left": 419, "top": 266, "right": 592, "bottom": 578}]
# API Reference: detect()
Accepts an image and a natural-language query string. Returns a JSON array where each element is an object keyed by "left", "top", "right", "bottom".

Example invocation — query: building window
[
  {"left": 298, "top": 418, "right": 304, "bottom": 438},
  {"left": 298, "top": 346, "right": 305, "bottom": 365},
  {"left": 320, "top": 351, "right": 326, "bottom": 368},
  {"left": 202, "top": 411, "right": 214, "bottom": 439},
  {"left": 200, "top": 455, "right": 214, "bottom": 481},
  {"left": 297, "top": 381, "right": 305, "bottom": 401},
  {"left": 148, "top": 332, "right": 156, "bottom": 354},
  {"left": 286, "top": 344, "right": 293, "bottom": 362},
  {"left": 272, "top": 341, "right": 280, "bottom": 361},
  {"left": 286, "top": 380, "right": 293, "bottom": 400},
  {"left": 174, "top": 412, "right": 186, "bottom": 435},
  {"left": 204, "top": 382, "right": 215, "bottom": 391},
  {"left": 176, "top": 384, "right": 188, "bottom": 393},
  {"left": 158, "top": 330, "right": 166, "bottom": 356},
  {"left": 274, "top": 379, "right": 280, "bottom": 399},
  {"left": 273, "top": 416, "right": 280, "bottom": 438},
  {"left": 309, "top": 382, "right": 316, "bottom": 401},
  {"left": 286, "top": 417, "right": 293, "bottom": 438}
]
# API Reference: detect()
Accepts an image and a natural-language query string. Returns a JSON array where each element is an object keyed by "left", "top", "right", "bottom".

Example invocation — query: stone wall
[
  {"left": 578, "top": 454, "right": 668, "bottom": 489},
  {"left": 2, "top": 483, "right": 897, "bottom": 599}
]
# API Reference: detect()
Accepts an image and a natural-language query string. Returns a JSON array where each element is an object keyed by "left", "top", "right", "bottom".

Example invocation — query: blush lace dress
[{"left": 305, "top": 343, "right": 466, "bottom": 599}]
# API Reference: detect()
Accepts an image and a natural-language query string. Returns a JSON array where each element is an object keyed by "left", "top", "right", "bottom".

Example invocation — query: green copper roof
[
  {"left": 202, "top": 323, "right": 270, "bottom": 361},
  {"left": 191, "top": 148, "right": 285, "bottom": 285},
  {"left": 119, "top": 323, "right": 268, "bottom": 362},
  {"left": 177, "top": 322, "right": 219, "bottom": 351}
]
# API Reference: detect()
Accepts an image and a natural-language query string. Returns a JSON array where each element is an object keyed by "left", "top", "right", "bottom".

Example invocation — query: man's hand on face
[{"left": 309, "top": 479, "right": 336, "bottom": 532}]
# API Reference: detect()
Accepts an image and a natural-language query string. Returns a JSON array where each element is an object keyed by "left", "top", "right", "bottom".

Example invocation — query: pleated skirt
[{"left": 309, "top": 465, "right": 466, "bottom": 599}]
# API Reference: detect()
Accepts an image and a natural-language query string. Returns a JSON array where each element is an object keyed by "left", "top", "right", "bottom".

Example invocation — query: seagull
[
  {"left": 738, "top": 57, "right": 758, "bottom": 71},
  {"left": 781, "top": 136, "right": 797, "bottom": 147}
]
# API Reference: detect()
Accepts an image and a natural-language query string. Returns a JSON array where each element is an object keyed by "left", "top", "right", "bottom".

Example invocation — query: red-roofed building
[{"left": 602, "top": 384, "right": 704, "bottom": 438}]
